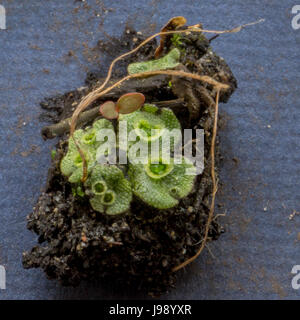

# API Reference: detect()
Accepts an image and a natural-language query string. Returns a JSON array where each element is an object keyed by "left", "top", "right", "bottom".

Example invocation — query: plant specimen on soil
[
  {"left": 85, "top": 164, "right": 132, "bottom": 215},
  {"left": 60, "top": 100, "right": 196, "bottom": 213},
  {"left": 23, "top": 16, "right": 263, "bottom": 294}
]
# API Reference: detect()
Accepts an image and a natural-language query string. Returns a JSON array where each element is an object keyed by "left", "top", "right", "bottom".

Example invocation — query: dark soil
[{"left": 23, "top": 26, "right": 237, "bottom": 295}]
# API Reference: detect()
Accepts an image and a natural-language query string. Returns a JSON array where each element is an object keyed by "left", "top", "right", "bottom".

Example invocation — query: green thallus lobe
[
  {"left": 86, "top": 165, "right": 132, "bottom": 215},
  {"left": 101, "top": 190, "right": 116, "bottom": 205},
  {"left": 92, "top": 180, "right": 107, "bottom": 195},
  {"left": 60, "top": 107, "right": 196, "bottom": 213},
  {"left": 145, "top": 158, "right": 174, "bottom": 179},
  {"left": 60, "top": 119, "right": 114, "bottom": 183},
  {"left": 127, "top": 48, "right": 181, "bottom": 75},
  {"left": 128, "top": 157, "right": 195, "bottom": 209},
  {"left": 119, "top": 104, "right": 181, "bottom": 146}
]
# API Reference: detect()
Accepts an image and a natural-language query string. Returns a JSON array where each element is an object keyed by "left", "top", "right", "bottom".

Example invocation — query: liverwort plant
[
  {"left": 60, "top": 48, "right": 197, "bottom": 215},
  {"left": 85, "top": 164, "right": 132, "bottom": 215},
  {"left": 127, "top": 48, "right": 181, "bottom": 75},
  {"left": 60, "top": 97, "right": 197, "bottom": 214},
  {"left": 119, "top": 104, "right": 181, "bottom": 156},
  {"left": 128, "top": 157, "right": 195, "bottom": 209},
  {"left": 60, "top": 118, "right": 114, "bottom": 183}
]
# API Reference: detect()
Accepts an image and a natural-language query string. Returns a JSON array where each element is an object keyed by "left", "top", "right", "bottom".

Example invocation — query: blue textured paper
[{"left": 0, "top": 0, "right": 299, "bottom": 299}]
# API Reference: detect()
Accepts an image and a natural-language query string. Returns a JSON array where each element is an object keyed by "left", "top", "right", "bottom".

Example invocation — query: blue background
[{"left": 0, "top": 0, "right": 299, "bottom": 299}]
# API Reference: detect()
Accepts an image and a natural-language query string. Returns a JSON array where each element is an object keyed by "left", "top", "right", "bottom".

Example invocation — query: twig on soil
[
  {"left": 41, "top": 106, "right": 100, "bottom": 140},
  {"left": 41, "top": 98, "right": 184, "bottom": 140},
  {"left": 155, "top": 98, "right": 185, "bottom": 108}
]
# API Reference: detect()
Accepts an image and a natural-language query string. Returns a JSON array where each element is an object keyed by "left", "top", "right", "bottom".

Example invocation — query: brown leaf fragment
[{"left": 154, "top": 16, "right": 187, "bottom": 58}]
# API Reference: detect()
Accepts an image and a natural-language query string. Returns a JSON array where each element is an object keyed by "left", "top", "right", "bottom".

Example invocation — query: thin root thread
[{"left": 172, "top": 89, "right": 220, "bottom": 272}]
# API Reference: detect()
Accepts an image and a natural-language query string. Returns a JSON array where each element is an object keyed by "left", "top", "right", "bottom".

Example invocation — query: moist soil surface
[{"left": 22, "top": 26, "right": 237, "bottom": 295}]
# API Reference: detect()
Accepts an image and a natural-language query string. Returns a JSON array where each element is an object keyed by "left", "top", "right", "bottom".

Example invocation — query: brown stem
[
  {"left": 155, "top": 98, "right": 185, "bottom": 109},
  {"left": 41, "top": 98, "right": 185, "bottom": 140},
  {"left": 41, "top": 106, "right": 100, "bottom": 140}
]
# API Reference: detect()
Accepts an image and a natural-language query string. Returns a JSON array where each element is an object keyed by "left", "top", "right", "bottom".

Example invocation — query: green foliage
[
  {"left": 119, "top": 104, "right": 181, "bottom": 153},
  {"left": 171, "top": 34, "right": 183, "bottom": 48},
  {"left": 51, "top": 149, "right": 57, "bottom": 160},
  {"left": 60, "top": 100, "right": 196, "bottom": 215},
  {"left": 60, "top": 119, "right": 114, "bottom": 183},
  {"left": 128, "top": 157, "right": 196, "bottom": 209},
  {"left": 85, "top": 165, "right": 132, "bottom": 215},
  {"left": 72, "top": 185, "right": 85, "bottom": 197},
  {"left": 127, "top": 48, "right": 181, "bottom": 75}
]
